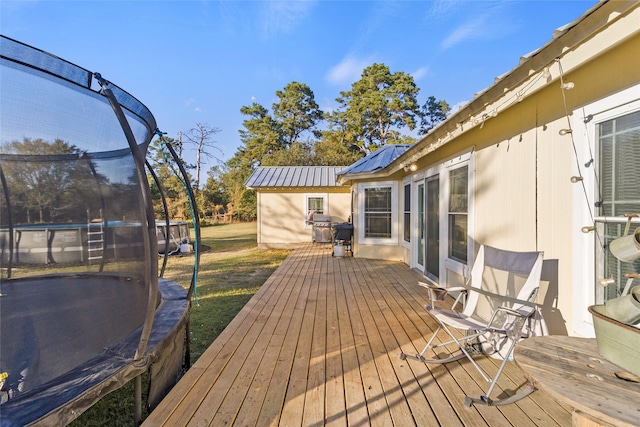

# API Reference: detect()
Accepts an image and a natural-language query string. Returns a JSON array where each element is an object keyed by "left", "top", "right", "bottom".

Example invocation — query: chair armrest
[
  {"left": 417, "top": 281, "right": 444, "bottom": 290},
  {"left": 417, "top": 282, "right": 467, "bottom": 309},
  {"left": 495, "top": 306, "right": 533, "bottom": 318}
]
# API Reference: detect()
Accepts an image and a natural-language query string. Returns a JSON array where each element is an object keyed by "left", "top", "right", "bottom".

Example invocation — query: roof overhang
[{"left": 337, "top": 0, "right": 640, "bottom": 183}]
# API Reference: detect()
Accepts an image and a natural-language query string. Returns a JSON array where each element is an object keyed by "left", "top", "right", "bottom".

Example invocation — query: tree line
[{"left": 152, "top": 62, "right": 450, "bottom": 224}]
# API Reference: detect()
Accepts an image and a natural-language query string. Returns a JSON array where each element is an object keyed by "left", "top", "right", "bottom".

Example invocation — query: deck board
[{"left": 143, "top": 243, "right": 572, "bottom": 427}]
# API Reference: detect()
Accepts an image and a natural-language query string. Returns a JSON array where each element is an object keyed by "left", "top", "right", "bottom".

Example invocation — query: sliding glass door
[
  {"left": 415, "top": 177, "right": 440, "bottom": 281},
  {"left": 417, "top": 183, "right": 425, "bottom": 268},
  {"left": 425, "top": 176, "right": 440, "bottom": 280}
]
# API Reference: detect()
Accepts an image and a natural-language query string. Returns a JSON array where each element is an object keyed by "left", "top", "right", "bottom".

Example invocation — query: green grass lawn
[{"left": 69, "top": 222, "right": 291, "bottom": 426}]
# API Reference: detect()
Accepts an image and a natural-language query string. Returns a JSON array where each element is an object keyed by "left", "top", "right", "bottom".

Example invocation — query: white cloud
[
  {"left": 261, "top": 0, "right": 316, "bottom": 38},
  {"left": 439, "top": 3, "right": 516, "bottom": 50},
  {"left": 184, "top": 97, "right": 202, "bottom": 113},
  {"left": 326, "top": 55, "right": 373, "bottom": 86},
  {"left": 412, "top": 66, "right": 429, "bottom": 81},
  {"left": 441, "top": 16, "right": 486, "bottom": 50}
]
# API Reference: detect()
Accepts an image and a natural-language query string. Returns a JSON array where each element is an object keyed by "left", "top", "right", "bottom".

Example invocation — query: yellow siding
[{"left": 256, "top": 189, "right": 351, "bottom": 248}]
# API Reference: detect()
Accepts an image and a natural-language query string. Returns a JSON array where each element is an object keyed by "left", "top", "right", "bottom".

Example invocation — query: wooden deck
[{"left": 143, "top": 243, "right": 572, "bottom": 426}]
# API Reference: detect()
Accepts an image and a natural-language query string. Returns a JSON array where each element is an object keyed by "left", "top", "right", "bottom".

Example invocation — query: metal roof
[
  {"left": 337, "top": 144, "right": 412, "bottom": 176},
  {"left": 245, "top": 166, "right": 347, "bottom": 188}
]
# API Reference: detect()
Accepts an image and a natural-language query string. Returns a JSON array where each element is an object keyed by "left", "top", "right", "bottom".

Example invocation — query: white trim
[
  {"left": 411, "top": 177, "right": 425, "bottom": 270},
  {"left": 402, "top": 181, "right": 412, "bottom": 249},
  {"left": 358, "top": 181, "right": 398, "bottom": 246},
  {"left": 443, "top": 157, "right": 474, "bottom": 284},
  {"left": 409, "top": 150, "right": 474, "bottom": 286},
  {"left": 303, "top": 193, "right": 328, "bottom": 228},
  {"left": 571, "top": 83, "right": 640, "bottom": 337}
]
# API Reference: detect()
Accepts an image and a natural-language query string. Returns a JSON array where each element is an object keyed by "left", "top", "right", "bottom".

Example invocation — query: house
[
  {"left": 245, "top": 166, "right": 351, "bottom": 249},
  {"left": 335, "top": 0, "right": 640, "bottom": 338}
]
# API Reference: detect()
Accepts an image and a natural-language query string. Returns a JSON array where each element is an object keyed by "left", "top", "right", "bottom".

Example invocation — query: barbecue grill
[
  {"left": 332, "top": 222, "right": 353, "bottom": 256},
  {"left": 311, "top": 213, "right": 332, "bottom": 243}
]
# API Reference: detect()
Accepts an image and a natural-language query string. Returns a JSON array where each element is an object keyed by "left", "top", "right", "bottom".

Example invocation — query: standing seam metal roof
[
  {"left": 337, "top": 144, "right": 412, "bottom": 176},
  {"left": 244, "top": 166, "right": 347, "bottom": 188}
]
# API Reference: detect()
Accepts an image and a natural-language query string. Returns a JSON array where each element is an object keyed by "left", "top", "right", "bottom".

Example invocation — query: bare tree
[{"left": 184, "top": 123, "right": 223, "bottom": 190}]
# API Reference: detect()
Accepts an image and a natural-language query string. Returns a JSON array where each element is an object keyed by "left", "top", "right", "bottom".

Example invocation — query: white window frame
[
  {"left": 410, "top": 150, "right": 474, "bottom": 284},
  {"left": 304, "top": 193, "right": 328, "bottom": 228},
  {"left": 402, "top": 180, "right": 412, "bottom": 248},
  {"left": 358, "top": 181, "right": 398, "bottom": 246},
  {"left": 442, "top": 153, "right": 474, "bottom": 281},
  {"left": 571, "top": 83, "right": 640, "bottom": 337}
]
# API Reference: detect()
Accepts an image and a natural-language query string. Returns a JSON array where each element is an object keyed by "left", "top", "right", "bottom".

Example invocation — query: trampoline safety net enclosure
[{"left": 0, "top": 36, "right": 192, "bottom": 426}]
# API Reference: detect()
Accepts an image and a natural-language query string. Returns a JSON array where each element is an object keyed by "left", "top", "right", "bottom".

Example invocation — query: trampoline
[{"left": 0, "top": 36, "right": 199, "bottom": 425}]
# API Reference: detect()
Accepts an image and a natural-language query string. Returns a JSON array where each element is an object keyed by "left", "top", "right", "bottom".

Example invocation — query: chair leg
[
  {"left": 400, "top": 325, "right": 468, "bottom": 363},
  {"left": 400, "top": 324, "right": 479, "bottom": 365},
  {"left": 400, "top": 324, "right": 441, "bottom": 361},
  {"left": 463, "top": 337, "right": 536, "bottom": 407}
]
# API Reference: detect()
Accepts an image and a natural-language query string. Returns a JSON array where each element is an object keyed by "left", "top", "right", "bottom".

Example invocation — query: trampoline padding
[{"left": 0, "top": 277, "right": 189, "bottom": 427}]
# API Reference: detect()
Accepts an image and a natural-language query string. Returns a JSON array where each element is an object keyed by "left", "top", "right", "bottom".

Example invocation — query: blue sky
[{"left": 1, "top": 0, "right": 596, "bottom": 173}]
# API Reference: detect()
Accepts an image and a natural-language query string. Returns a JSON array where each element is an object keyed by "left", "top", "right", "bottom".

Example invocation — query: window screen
[
  {"left": 448, "top": 166, "right": 468, "bottom": 262},
  {"left": 364, "top": 187, "right": 392, "bottom": 238},
  {"left": 597, "top": 110, "right": 640, "bottom": 301},
  {"left": 403, "top": 184, "right": 411, "bottom": 242}
]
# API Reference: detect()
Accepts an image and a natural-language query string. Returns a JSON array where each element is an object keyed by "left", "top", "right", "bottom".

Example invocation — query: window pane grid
[
  {"left": 364, "top": 187, "right": 392, "bottom": 239},
  {"left": 403, "top": 184, "right": 410, "bottom": 242},
  {"left": 448, "top": 166, "right": 468, "bottom": 262},
  {"left": 596, "top": 110, "right": 640, "bottom": 302},
  {"left": 308, "top": 197, "right": 324, "bottom": 214}
]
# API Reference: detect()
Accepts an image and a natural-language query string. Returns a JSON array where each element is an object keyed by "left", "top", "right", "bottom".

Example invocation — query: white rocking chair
[{"left": 401, "top": 245, "right": 545, "bottom": 407}]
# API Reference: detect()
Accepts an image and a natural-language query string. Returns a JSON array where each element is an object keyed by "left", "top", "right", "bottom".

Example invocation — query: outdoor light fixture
[
  {"left": 404, "top": 163, "right": 418, "bottom": 172},
  {"left": 559, "top": 129, "right": 573, "bottom": 136},
  {"left": 570, "top": 176, "right": 584, "bottom": 183},
  {"left": 561, "top": 82, "right": 575, "bottom": 90},
  {"left": 581, "top": 225, "right": 596, "bottom": 233}
]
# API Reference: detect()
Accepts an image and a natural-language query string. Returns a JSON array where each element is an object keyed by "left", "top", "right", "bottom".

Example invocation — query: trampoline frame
[{"left": 0, "top": 35, "right": 200, "bottom": 426}]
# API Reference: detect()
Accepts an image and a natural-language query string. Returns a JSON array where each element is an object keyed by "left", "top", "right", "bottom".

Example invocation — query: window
[
  {"left": 411, "top": 151, "right": 472, "bottom": 282},
  {"left": 365, "top": 187, "right": 392, "bottom": 238},
  {"left": 596, "top": 110, "right": 640, "bottom": 301},
  {"left": 426, "top": 176, "right": 440, "bottom": 277},
  {"left": 403, "top": 183, "right": 411, "bottom": 242},
  {"left": 571, "top": 83, "right": 639, "bottom": 337},
  {"left": 358, "top": 181, "right": 398, "bottom": 245},
  {"left": 448, "top": 166, "right": 468, "bottom": 262},
  {"left": 304, "top": 193, "right": 328, "bottom": 225},
  {"left": 307, "top": 197, "right": 325, "bottom": 215}
]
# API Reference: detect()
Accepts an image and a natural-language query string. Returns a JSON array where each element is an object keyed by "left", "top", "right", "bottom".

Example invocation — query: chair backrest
[{"left": 463, "top": 245, "right": 544, "bottom": 322}]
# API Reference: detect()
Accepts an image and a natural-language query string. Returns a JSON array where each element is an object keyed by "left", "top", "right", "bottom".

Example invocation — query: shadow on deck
[{"left": 143, "top": 243, "right": 571, "bottom": 426}]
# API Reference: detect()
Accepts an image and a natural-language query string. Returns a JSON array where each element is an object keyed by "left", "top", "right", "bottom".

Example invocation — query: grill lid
[{"left": 312, "top": 214, "right": 331, "bottom": 222}]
